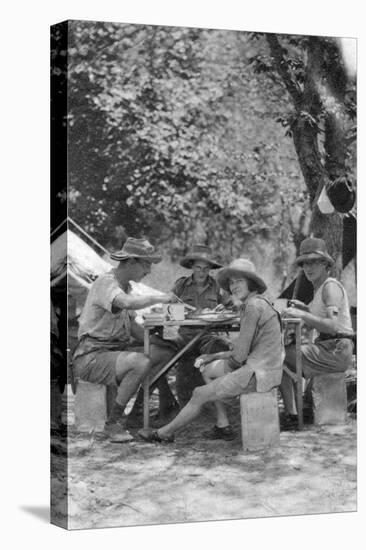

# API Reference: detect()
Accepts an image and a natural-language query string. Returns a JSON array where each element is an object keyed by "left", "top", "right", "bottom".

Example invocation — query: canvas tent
[
  {"left": 51, "top": 224, "right": 164, "bottom": 327},
  {"left": 51, "top": 228, "right": 111, "bottom": 298}
]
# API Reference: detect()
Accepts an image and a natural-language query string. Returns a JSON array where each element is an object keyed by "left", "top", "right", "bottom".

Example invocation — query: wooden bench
[
  {"left": 74, "top": 380, "right": 117, "bottom": 432},
  {"left": 240, "top": 389, "right": 280, "bottom": 451}
]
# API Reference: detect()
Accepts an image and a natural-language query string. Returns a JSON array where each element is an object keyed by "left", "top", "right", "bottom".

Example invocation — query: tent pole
[
  {"left": 68, "top": 217, "right": 110, "bottom": 257},
  {"left": 51, "top": 218, "right": 67, "bottom": 238}
]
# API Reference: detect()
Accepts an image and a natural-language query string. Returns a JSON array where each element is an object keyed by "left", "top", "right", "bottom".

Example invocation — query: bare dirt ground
[{"left": 51, "top": 386, "right": 357, "bottom": 530}]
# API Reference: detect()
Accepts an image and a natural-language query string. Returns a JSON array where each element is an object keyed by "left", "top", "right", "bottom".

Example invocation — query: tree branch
[{"left": 266, "top": 34, "right": 303, "bottom": 107}]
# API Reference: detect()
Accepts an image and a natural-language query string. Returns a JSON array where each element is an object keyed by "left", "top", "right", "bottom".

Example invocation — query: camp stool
[
  {"left": 240, "top": 388, "right": 280, "bottom": 451},
  {"left": 74, "top": 380, "right": 117, "bottom": 432},
  {"left": 311, "top": 372, "right": 347, "bottom": 425}
]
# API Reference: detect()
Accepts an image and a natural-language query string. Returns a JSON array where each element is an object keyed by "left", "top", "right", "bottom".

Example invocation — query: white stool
[
  {"left": 240, "top": 389, "right": 280, "bottom": 451},
  {"left": 312, "top": 373, "right": 347, "bottom": 425},
  {"left": 74, "top": 380, "right": 117, "bottom": 432}
]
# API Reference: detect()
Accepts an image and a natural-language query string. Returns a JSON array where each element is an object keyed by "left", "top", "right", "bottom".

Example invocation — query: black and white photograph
[{"left": 49, "top": 18, "right": 358, "bottom": 530}]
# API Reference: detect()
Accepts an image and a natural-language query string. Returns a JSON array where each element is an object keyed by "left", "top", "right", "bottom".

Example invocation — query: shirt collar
[{"left": 186, "top": 274, "right": 215, "bottom": 290}]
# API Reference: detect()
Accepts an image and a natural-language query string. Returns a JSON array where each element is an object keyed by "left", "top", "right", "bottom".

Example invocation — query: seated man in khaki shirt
[
  {"left": 73, "top": 237, "right": 178, "bottom": 442},
  {"left": 171, "top": 244, "right": 230, "bottom": 408}
]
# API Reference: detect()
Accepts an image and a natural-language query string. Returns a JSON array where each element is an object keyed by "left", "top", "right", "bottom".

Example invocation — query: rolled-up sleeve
[
  {"left": 94, "top": 276, "right": 126, "bottom": 312},
  {"left": 228, "top": 302, "right": 261, "bottom": 368}
]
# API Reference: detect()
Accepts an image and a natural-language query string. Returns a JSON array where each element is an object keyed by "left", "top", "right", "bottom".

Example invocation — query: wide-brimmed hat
[
  {"left": 180, "top": 244, "right": 222, "bottom": 269},
  {"left": 216, "top": 258, "right": 267, "bottom": 294},
  {"left": 110, "top": 237, "right": 162, "bottom": 263},
  {"left": 295, "top": 237, "right": 334, "bottom": 267}
]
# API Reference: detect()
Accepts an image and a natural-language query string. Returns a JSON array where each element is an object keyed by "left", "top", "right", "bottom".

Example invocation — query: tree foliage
[
  {"left": 50, "top": 21, "right": 357, "bottom": 278},
  {"left": 65, "top": 21, "right": 308, "bottom": 273}
]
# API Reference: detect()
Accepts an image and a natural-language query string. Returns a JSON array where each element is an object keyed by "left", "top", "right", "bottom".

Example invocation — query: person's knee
[
  {"left": 121, "top": 352, "right": 149, "bottom": 375},
  {"left": 149, "top": 344, "right": 174, "bottom": 366},
  {"left": 132, "top": 353, "right": 150, "bottom": 375}
]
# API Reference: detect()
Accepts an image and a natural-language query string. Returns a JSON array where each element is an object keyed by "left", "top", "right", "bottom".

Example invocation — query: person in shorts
[
  {"left": 138, "top": 258, "right": 284, "bottom": 443},
  {"left": 280, "top": 237, "right": 354, "bottom": 429},
  {"left": 73, "top": 237, "right": 178, "bottom": 442}
]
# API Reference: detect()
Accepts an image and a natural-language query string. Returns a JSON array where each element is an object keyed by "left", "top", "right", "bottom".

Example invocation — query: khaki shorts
[
  {"left": 199, "top": 363, "right": 257, "bottom": 403},
  {"left": 286, "top": 339, "right": 353, "bottom": 379},
  {"left": 73, "top": 346, "right": 143, "bottom": 386}
]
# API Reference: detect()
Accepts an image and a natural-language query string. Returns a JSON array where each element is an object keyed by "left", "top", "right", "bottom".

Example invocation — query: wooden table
[{"left": 142, "top": 317, "right": 303, "bottom": 430}]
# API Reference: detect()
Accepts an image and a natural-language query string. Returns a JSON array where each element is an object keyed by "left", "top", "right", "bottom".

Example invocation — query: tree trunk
[
  {"left": 267, "top": 35, "right": 346, "bottom": 270},
  {"left": 310, "top": 206, "right": 343, "bottom": 277}
]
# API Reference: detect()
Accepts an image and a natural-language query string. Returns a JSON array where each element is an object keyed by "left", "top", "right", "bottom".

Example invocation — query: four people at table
[{"left": 73, "top": 235, "right": 354, "bottom": 443}]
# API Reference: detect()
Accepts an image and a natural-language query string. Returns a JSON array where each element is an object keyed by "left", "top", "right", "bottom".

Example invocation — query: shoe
[
  {"left": 280, "top": 413, "right": 299, "bottom": 431},
  {"left": 202, "top": 425, "right": 236, "bottom": 441},
  {"left": 138, "top": 428, "right": 175, "bottom": 444},
  {"left": 103, "top": 422, "right": 134, "bottom": 443}
]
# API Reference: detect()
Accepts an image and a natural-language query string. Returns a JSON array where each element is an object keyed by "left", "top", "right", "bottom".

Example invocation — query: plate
[{"left": 191, "top": 313, "right": 239, "bottom": 323}]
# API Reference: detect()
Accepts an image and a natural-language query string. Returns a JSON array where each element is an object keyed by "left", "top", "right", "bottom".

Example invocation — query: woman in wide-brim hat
[
  {"left": 216, "top": 258, "right": 267, "bottom": 295},
  {"left": 280, "top": 237, "right": 354, "bottom": 429},
  {"left": 138, "top": 258, "right": 284, "bottom": 443}
]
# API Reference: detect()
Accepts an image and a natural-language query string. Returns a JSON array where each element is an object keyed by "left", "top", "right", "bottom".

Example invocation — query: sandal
[{"left": 138, "top": 428, "right": 175, "bottom": 444}]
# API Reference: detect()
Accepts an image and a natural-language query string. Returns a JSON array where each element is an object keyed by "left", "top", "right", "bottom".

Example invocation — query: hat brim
[
  {"left": 110, "top": 253, "right": 162, "bottom": 264},
  {"left": 216, "top": 267, "right": 267, "bottom": 294},
  {"left": 295, "top": 252, "right": 334, "bottom": 267},
  {"left": 180, "top": 254, "right": 222, "bottom": 270}
]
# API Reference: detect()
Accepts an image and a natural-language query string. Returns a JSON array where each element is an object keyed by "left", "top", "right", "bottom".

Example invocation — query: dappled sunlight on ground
[{"left": 52, "top": 394, "right": 356, "bottom": 530}]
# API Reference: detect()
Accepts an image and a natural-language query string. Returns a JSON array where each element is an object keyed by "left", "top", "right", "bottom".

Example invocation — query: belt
[{"left": 317, "top": 332, "right": 355, "bottom": 342}]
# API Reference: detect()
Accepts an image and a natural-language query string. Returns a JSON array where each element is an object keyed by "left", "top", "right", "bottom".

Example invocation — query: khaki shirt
[
  {"left": 228, "top": 295, "right": 284, "bottom": 392},
  {"left": 73, "top": 270, "right": 135, "bottom": 359},
  {"left": 172, "top": 274, "right": 228, "bottom": 340},
  {"left": 172, "top": 274, "right": 226, "bottom": 310}
]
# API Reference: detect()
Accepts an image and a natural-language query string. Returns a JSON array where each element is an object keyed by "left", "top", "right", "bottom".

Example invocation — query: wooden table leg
[
  {"left": 295, "top": 322, "right": 304, "bottom": 430},
  {"left": 143, "top": 328, "right": 151, "bottom": 429}
]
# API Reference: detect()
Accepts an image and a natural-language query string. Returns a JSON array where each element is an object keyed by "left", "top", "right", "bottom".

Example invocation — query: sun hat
[
  {"left": 295, "top": 237, "right": 334, "bottom": 267},
  {"left": 110, "top": 237, "right": 162, "bottom": 263},
  {"left": 216, "top": 258, "right": 267, "bottom": 294},
  {"left": 180, "top": 244, "right": 222, "bottom": 269}
]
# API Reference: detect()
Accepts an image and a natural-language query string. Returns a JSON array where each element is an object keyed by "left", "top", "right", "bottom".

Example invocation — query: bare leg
[
  {"left": 128, "top": 345, "right": 178, "bottom": 418},
  {"left": 202, "top": 359, "right": 230, "bottom": 427},
  {"left": 158, "top": 386, "right": 208, "bottom": 438},
  {"left": 212, "top": 401, "right": 230, "bottom": 427},
  {"left": 105, "top": 352, "right": 149, "bottom": 440},
  {"left": 114, "top": 352, "right": 149, "bottom": 411},
  {"left": 157, "top": 360, "right": 229, "bottom": 438}
]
